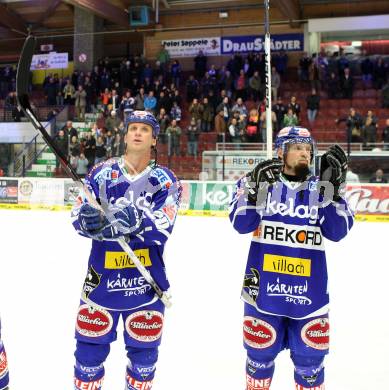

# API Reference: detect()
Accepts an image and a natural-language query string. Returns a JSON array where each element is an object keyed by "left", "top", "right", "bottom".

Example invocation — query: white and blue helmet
[
  {"left": 275, "top": 126, "right": 316, "bottom": 159},
  {"left": 125, "top": 110, "right": 160, "bottom": 138}
]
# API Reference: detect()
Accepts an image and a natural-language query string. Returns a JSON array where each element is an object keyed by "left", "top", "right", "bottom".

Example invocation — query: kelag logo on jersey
[{"left": 264, "top": 192, "right": 319, "bottom": 223}]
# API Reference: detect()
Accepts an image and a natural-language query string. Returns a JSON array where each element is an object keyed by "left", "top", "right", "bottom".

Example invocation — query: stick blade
[{"left": 16, "top": 35, "right": 37, "bottom": 110}]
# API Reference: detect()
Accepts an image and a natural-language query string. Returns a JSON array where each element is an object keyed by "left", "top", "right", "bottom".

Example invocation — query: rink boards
[{"left": 0, "top": 177, "right": 388, "bottom": 222}]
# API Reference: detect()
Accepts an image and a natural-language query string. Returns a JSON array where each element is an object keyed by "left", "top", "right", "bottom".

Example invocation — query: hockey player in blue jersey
[
  {"left": 229, "top": 126, "right": 354, "bottom": 390},
  {"left": 0, "top": 320, "right": 9, "bottom": 390},
  {"left": 71, "top": 110, "right": 181, "bottom": 390}
]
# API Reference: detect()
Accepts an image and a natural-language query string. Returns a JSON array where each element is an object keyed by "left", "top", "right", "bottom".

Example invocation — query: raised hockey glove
[
  {"left": 319, "top": 144, "right": 348, "bottom": 201},
  {"left": 78, "top": 203, "right": 142, "bottom": 240},
  {"left": 246, "top": 158, "right": 283, "bottom": 204},
  {"left": 108, "top": 202, "right": 142, "bottom": 236}
]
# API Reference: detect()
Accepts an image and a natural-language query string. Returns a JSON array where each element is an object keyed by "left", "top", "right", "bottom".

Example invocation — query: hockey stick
[
  {"left": 264, "top": 0, "right": 272, "bottom": 159},
  {"left": 16, "top": 35, "right": 172, "bottom": 308}
]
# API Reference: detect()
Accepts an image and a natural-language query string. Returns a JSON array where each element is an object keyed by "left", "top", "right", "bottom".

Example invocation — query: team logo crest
[{"left": 243, "top": 268, "right": 260, "bottom": 300}]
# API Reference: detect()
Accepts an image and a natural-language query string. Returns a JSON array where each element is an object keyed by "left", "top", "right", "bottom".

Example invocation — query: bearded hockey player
[
  {"left": 71, "top": 110, "right": 181, "bottom": 390},
  {"left": 229, "top": 126, "right": 354, "bottom": 390}
]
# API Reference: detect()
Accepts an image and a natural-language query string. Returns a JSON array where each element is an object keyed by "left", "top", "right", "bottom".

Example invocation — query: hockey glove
[
  {"left": 108, "top": 202, "right": 142, "bottom": 236},
  {"left": 319, "top": 144, "right": 348, "bottom": 201},
  {"left": 246, "top": 158, "right": 283, "bottom": 204},
  {"left": 78, "top": 203, "right": 142, "bottom": 240}
]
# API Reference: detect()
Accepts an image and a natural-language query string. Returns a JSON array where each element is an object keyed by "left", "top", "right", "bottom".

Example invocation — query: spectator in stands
[
  {"left": 170, "top": 60, "right": 181, "bottom": 88},
  {"left": 134, "top": 88, "right": 145, "bottom": 110},
  {"left": 84, "top": 132, "right": 96, "bottom": 168},
  {"left": 245, "top": 108, "right": 260, "bottom": 143},
  {"left": 383, "top": 119, "right": 389, "bottom": 150},
  {"left": 360, "top": 52, "right": 374, "bottom": 89},
  {"left": 287, "top": 96, "right": 301, "bottom": 119},
  {"left": 189, "top": 98, "right": 203, "bottom": 129},
  {"left": 224, "top": 70, "right": 235, "bottom": 98},
  {"left": 229, "top": 117, "right": 243, "bottom": 144},
  {"left": 170, "top": 101, "right": 182, "bottom": 124},
  {"left": 271, "top": 66, "right": 281, "bottom": 102},
  {"left": 194, "top": 50, "right": 207, "bottom": 79},
  {"left": 156, "top": 44, "right": 170, "bottom": 77},
  {"left": 105, "top": 110, "right": 120, "bottom": 133},
  {"left": 216, "top": 97, "right": 231, "bottom": 125},
  {"left": 166, "top": 119, "right": 182, "bottom": 156},
  {"left": 100, "top": 88, "right": 111, "bottom": 112},
  {"left": 308, "top": 55, "right": 320, "bottom": 91},
  {"left": 298, "top": 52, "right": 311, "bottom": 83},
  {"left": 283, "top": 108, "right": 298, "bottom": 127},
  {"left": 201, "top": 97, "right": 214, "bottom": 132},
  {"left": 69, "top": 135, "right": 81, "bottom": 158},
  {"left": 346, "top": 165, "right": 360, "bottom": 183},
  {"left": 44, "top": 78, "right": 58, "bottom": 106},
  {"left": 56, "top": 77, "right": 65, "bottom": 106},
  {"left": 327, "top": 72, "right": 340, "bottom": 99},
  {"left": 144, "top": 91, "right": 157, "bottom": 114},
  {"left": 94, "top": 136, "right": 107, "bottom": 164},
  {"left": 186, "top": 118, "right": 200, "bottom": 157},
  {"left": 232, "top": 97, "right": 248, "bottom": 119},
  {"left": 47, "top": 108, "right": 58, "bottom": 122},
  {"left": 156, "top": 108, "right": 170, "bottom": 144},
  {"left": 273, "top": 96, "right": 287, "bottom": 131},
  {"left": 105, "top": 130, "right": 114, "bottom": 158},
  {"left": 235, "top": 69, "right": 247, "bottom": 100},
  {"left": 12, "top": 105, "right": 23, "bottom": 122},
  {"left": 369, "top": 168, "right": 387, "bottom": 183},
  {"left": 249, "top": 70, "right": 262, "bottom": 102},
  {"left": 156, "top": 90, "right": 170, "bottom": 113},
  {"left": 337, "top": 108, "right": 363, "bottom": 143},
  {"left": 76, "top": 153, "right": 89, "bottom": 176},
  {"left": 186, "top": 75, "right": 199, "bottom": 103},
  {"left": 74, "top": 85, "right": 87, "bottom": 121},
  {"left": 62, "top": 121, "right": 78, "bottom": 139},
  {"left": 111, "top": 132, "right": 124, "bottom": 157},
  {"left": 63, "top": 79, "right": 75, "bottom": 105},
  {"left": 363, "top": 110, "right": 378, "bottom": 148},
  {"left": 306, "top": 88, "right": 320, "bottom": 125},
  {"left": 109, "top": 89, "right": 120, "bottom": 114},
  {"left": 340, "top": 67, "right": 354, "bottom": 99},
  {"left": 172, "top": 89, "right": 182, "bottom": 108},
  {"left": 373, "top": 57, "right": 388, "bottom": 90},
  {"left": 120, "top": 90, "right": 135, "bottom": 121},
  {"left": 260, "top": 109, "right": 277, "bottom": 143},
  {"left": 214, "top": 110, "right": 227, "bottom": 142},
  {"left": 55, "top": 129, "right": 68, "bottom": 167}
]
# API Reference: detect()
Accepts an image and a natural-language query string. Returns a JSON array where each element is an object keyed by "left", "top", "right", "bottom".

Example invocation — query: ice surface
[{"left": 0, "top": 210, "right": 387, "bottom": 389}]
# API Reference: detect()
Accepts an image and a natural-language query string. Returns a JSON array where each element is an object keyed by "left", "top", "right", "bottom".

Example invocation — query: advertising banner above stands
[
  {"left": 31, "top": 52, "right": 69, "bottom": 70},
  {"left": 221, "top": 33, "right": 304, "bottom": 54},
  {"left": 161, "top": 37, "right": 221, "bottom": 57},
  {"left": 0, "top": 178, "right": 388, "bottom": 222}
]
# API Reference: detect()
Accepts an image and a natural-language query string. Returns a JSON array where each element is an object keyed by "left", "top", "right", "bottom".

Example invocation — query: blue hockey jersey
[
  {"left": 229, "top": 174, "right": 354, "bottom": 319},
  {"left": 71, "top": 158, "right": 181, "bottom": 311}
]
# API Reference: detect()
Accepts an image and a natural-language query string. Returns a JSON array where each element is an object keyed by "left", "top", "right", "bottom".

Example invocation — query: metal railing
[{"left": 216, "top": 142, "right": 389, "bottom": 152}]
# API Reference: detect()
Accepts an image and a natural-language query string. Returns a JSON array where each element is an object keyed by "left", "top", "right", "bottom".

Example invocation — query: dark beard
[{"left": 294, "top": 163, "right": 311, "bottom": 180}]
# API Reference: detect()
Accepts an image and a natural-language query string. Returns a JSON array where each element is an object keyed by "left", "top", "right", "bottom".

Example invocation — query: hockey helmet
[
  {"left": 125, "top": 110, "right": 160, "bottom": 138},
  {"left": 275, "top": 126, "right": 316, "bottom": 160}
]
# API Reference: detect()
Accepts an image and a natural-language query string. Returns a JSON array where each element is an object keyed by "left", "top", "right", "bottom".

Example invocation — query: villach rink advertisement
[{"left": 0, "top": 178, "right": 388, "bottom": 222}]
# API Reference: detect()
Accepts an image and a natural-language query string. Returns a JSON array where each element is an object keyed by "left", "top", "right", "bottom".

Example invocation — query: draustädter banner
[
  {"left": 221, "top": 34, "right": 304, "bottom": 55},
  {"left": 0, "top": 178, "right": 388, "bottom": 222}
]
